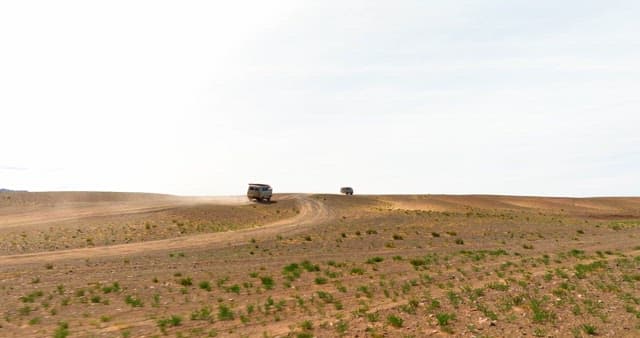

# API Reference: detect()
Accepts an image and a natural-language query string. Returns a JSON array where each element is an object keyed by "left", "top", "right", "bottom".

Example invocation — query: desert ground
[{"left": 1, "top": 191, "right": 639, "bottom": 337}]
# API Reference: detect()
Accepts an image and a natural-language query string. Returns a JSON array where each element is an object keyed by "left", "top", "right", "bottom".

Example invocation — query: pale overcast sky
[{"left": 1, "top": 1, "right": 639, "bottom": 196}]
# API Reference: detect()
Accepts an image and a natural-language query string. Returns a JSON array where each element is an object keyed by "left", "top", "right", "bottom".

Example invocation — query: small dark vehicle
[
  {"left": 340, "top": 187, "right": 354, "bottom": 195},
  {"left": 247, "top": 183, "right": 272, "bottom": 202}
]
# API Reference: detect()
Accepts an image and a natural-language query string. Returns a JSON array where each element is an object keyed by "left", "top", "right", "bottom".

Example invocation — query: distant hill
[{"left": 0, "top": 188, "right": 27, "bottom": 193}]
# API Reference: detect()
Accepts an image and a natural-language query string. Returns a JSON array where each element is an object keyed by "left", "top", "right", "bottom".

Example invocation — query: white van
[
  {"left": 247, "top": 184, "right": 273, "bottom": 202},
  {"left": 340, "top": 187, "right": 354, "bottom": 195}
]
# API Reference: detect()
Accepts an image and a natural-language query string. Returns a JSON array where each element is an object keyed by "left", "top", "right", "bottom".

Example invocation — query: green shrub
[
  {"left": 260, "top": 276, "right": 275, "bottom": 289},
  {"left": 530, "top": 298, "right": 555, "bottom": 323},
  {"left": 582, "top": 324, "right": 597, "bottom": 335},
  {"left": 301, "top": 260, "right": 320, "bottom": 272},
  {"left": 101, "top": 282, "right": 121, "bottom": 294},
  {"left": 19, "top": 305, "right": 33, "bottom": 316},
  {"left": 436, "top": 313, "right": 455, "bottom": 326},
  {"left": 20, "top": 290, "right": 44, "bottom": 303},
  {"left": 283, "top": 263, "right": 302, "bottom": 280},
  {"left": 314, "top": 277, "right": 328, "bottom": 285},
  {"left": 218, "top": 304, "right": 235, "bottom": 321},
  {"left": 227, "top": 284, "right": 241, "bottom": 294},
  {"left": 316, "top": 291, "right": 335, "bottom": 303},
  {"left": 487, "top": 282, "right": 509, "bottom": 291},
  {"left": 357, "top": 285, "right": 373, "bottom": 298},
  {"left": 53, "top": 321, "right": 69, "bottom": 338},
  {"left": 387, "top": 315, "right": 403, "bottom": 328},
  {"left": 335, "top": 320, "right": 348, "bottom": 334},
  {"left": 199, "top": 281, "right": 211, "bottom": 291},
  {"left": 366, "top": 257, "right": 384, "bottom": 264},
  {"left": 124, "top": 295, "right": 143, "bottom": 307},
  {"left": 300, "top": 320, "right": 313, "bottom": 331},
  {"left": 191, "top": 306, "right": 212, "bottom": 321},
  {"left": 366, "top": 312, "right": 379, "bottom": 322},
  {"left": 157, "top": 315, "right": 182, "bottom": 333},
  {"left": 350, "top": 267, "right": 365, "bottom": 275},
  {"left": 575, "top": 261, "right": 606, "bottom": 279},
  {"left": 447, "top": 291, "right": 461, "bottom": 307}
]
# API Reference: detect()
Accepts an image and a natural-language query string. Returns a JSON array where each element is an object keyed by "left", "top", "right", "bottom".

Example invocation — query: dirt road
[{"left": 0, "top": 194, "right": 332, "bottom": 265}]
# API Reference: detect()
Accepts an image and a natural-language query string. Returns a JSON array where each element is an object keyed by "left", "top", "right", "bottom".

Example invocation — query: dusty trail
[
  {"left": 0, "top": 194, "right": 332, "bottom": 265},
  {"left": 0, "top": 195, "right": 250, "bottom": 229}
]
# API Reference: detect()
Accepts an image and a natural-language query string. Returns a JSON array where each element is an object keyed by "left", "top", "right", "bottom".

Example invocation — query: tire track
[{"left": 0, "top": 194, "right": 332, "bottom": 265}]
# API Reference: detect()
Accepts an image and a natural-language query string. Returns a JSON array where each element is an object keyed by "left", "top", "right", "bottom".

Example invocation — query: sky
[{"left": 1, "top": 1, "right": 639, "bottom": 196}]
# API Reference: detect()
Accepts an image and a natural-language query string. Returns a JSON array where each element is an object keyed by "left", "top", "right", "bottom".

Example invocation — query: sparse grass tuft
[
  {"left": 575, "top": 261, "right": 606, "bottom": 279},
  {"left": 300, "top": 320, "right": 313, "bottom": 331},
  {"left": 283, "top": 263, "right": 302, "bottom": 281},
  {"left": 101, "top": 282, "right": 121, "bottom": 294},
  {"left": 218, "top": 304, "right": 235, "bottom": 321},
  {"left": 366, "top": 256, "right": 384, "bottom": 264},
  {"left": 387, "top": 315, "right": 403, "bottom": 328},
  {"left": 301, "top": 260, "right": 320, "bottom": 272},
  {"left": 227, "top": 284, "right": 241, "bottom": 294},
  {"left": 260, "top": 276, "right": 275, "bottom": 289},
  {"left": 335, "top": 320, "right": 348, "bottom": 334},
  {"left": 157, "top": 315, "right": 182, "bottom": 333},
  {"left": 191, "top": 306, "right": 212, "bottom": 321},
  {"left": 350, "top": 267, "right": 365, "bottom": 275},
  {"left": 314, "top": 277, "right": 328, "bottom": 285},
  {"left": 487, "top": 282, "right": 509, "bottom": 291},
  {"left": 124, "top": 295, "right": 143, "bottom": 307},
  {"left": 582, "top": 324, "right": 597, "bottom": 335},
  {"left": 366, "top": 312, "right": 380, "bottom": 322},
  {"left": 436, "top": 313, "right": 455, "bottom": 327},
  {"left": 20, "top": 290, "right": 44, "bottom": 303},
  {"left": 530, "top": 298, "right": 555, "bottom": 323},
  {"left": 53, "top": 321, "right": 69, "bottom": 338},
  {"left": 199, "top": 281, "right": 212, "bottom": 291}
]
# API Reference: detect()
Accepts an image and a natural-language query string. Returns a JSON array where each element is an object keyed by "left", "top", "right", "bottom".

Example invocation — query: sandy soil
[
  {"left": 1, "top": 192, "right": 639, "bottom": 337},
  {"left": 0, "top": 193, "right": 329, "bottom": 264}
]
